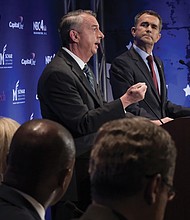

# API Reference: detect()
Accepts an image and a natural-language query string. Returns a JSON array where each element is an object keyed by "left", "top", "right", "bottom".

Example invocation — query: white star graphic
[{"left": 183, "top": 84, "right": 190, "bottom": 96}]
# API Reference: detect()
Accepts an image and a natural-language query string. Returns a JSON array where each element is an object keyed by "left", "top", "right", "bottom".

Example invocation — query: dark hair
[
  {"left": 134, "top": 10, "right": 162, "bottom": 31},
  {"left": 89, "top": 117, "right": 176, "bottom": 200},
  {"left": 58, "top": 9, "right": 96, "bottom": 47}
]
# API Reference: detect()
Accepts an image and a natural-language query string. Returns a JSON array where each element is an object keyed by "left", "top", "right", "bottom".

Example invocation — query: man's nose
[
  {"left": 146, "top": 25, "right": 152, "bottom": 32},
  {"left": 99, "top": 30, "right": 104, "bottom": 39}
]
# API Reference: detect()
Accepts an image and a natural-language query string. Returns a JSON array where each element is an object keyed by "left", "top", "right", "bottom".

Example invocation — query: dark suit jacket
[
  {"left": 110, "top": 46, "right": 190, "bottom": 120},
  {"left": 0, "top": 184, "right": 41, "bottom": 220},
  {"left": 37, "top": 48, "right": 131, "bottom": 202},
  {"left": 77, "top": 204, "right": 127, "bottom": 220},
  {"left": 38, "top": 48, "right": 126, "bottom": 156}
]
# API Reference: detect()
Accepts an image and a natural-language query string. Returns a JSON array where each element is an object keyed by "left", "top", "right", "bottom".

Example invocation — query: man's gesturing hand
[{"left": 120, "top": 82, "right": 147, "bottom": 109}]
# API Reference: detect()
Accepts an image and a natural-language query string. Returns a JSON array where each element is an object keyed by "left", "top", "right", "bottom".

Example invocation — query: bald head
[{"left": 4, "top": 119, "right": 75, "bottom": 192}]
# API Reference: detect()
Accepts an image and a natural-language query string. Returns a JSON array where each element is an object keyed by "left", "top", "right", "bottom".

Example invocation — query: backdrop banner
[{"left": 1, "top": 0, "right": 190, "bottom": 125}]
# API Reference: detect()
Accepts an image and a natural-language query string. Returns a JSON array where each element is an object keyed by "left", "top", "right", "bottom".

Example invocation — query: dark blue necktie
[{"left": 83, "top": 64, "right": 95, "bottom": 91}]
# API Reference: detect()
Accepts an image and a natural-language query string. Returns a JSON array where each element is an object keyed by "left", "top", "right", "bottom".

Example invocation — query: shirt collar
[
  {"left": 13, "top": 187, "right": 45, "bottom": 220},
  {"left": 62, "top": 47, "right": 85, "bottom": 70},
  {"left": 133, "top": 43, "right": 153, "bottom": 61}
]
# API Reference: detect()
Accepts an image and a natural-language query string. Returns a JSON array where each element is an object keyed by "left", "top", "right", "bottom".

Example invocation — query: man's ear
[
  {"left": 131, "top": 27, "right": 136, "bottom": 37},
  {"left": 144, "top": 174, "right": 162, "bottom": 205},
  {"left": 56, "top": 168, "right": 72, "bottom": 195},
  {"left": 57, "top": 169, "right": 68, "bottom": 186},
  {"left": 69, "top": 30, "right": 79, "bottom": 42},
  {"left": 58, "top": 160, "right": 75, "bottom": 190}
]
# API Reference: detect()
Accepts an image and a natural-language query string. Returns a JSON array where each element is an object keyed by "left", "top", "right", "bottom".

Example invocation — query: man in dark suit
[
  {"left": 37, "top": 9, "right": 147, "bottom": 219},
  {"left": 110, "top": 10, "right": 190, "bottom": 125},
  {"left": 78, "top": 117, "right": 177, "bottom": 220},
  {"left": 0, "top": 119, "right": 76, "bottom": 220}
]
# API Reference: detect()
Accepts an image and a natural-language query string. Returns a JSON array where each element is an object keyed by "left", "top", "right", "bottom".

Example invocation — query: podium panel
[{"left": 161, "top": 117, "right": 190, "bottom": 220}]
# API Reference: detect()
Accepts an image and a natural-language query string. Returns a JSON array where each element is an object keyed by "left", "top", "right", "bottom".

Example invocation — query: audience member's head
[
  {"left": 3, "top": 119, "right": 76, "bottom": 208},
  {"left": 0, "top": 117, "right": 20, "bottom": 181},
  {"left": 89, "top": 117, "right": 176, "bottom": 220}
]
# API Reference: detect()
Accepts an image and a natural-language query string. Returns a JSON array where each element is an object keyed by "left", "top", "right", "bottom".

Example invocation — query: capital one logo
[
  {"left": 9, "top": 16, "right": 24, "bottom": 30},
  {"left": 21, "top": 53, "right": 36, "bottom": 66}
]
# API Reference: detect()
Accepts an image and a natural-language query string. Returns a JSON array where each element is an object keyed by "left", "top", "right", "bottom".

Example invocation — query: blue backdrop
[
  {"left": 0, "top": 1, "right": 190, "bottom": 220},
  {"left": 0, "top": 0, "right": 190, "bottom": 124},
  {"left": 0, "top": 0, "right": 61, "bottom": 124}
]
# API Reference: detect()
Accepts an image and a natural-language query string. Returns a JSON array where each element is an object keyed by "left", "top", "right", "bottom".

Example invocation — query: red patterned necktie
[{"left": 147, "top": 55, "right": 159, "bottom": 94}]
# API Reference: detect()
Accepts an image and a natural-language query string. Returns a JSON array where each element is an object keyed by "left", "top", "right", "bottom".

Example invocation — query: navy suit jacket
[
  {"left": 110, "top": 47, "right": 190, "bottom": 120},
  {"left": 0, "top": 184, "right": 41, "bottom": 220}
]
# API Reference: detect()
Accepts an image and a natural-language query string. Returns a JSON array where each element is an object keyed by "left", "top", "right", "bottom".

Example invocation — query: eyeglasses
[
  {"left": 146, "top": 174, "right": 176, "bottom": 201},
  {"left": 162, "top": 178, "right": 176, "bottom": 201}
]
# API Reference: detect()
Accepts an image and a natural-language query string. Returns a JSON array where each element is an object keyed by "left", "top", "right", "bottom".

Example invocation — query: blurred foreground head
[
  {"left": 90, "top": 117, "right": 176, "bottom": 220},
  {"left": 4, "top": 119, "right": 75, "bottom": 208}
]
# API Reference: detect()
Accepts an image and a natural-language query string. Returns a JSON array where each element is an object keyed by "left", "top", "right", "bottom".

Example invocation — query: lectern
[{"left": 161, "top": 117, "right": 190, "bottom": 220}]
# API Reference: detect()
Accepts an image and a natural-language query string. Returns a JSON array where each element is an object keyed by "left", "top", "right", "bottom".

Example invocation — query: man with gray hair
[{"left": 37, "top": 9, "right": 147, "bottom": 219}]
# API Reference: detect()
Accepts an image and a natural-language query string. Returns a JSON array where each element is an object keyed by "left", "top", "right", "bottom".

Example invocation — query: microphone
[
  {"left": 143, "top": 99, "right": 164, "bottom": 125},
  {"left": 179, "top": 59, "right": 190, "bottom": 68}
]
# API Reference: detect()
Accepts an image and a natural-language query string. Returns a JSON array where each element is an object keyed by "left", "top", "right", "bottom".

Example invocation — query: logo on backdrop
[
  {"left": 45, "top": 54, "right": 55, "bottom": 64},
  {"left": 33, "top": 19, "right": 47, "bottom": 35},
  {"left": 12, "top": 80, "right": 26, "bottom": 104},
  {"left": 9, "top": 16, "right": 24, "bottom": 30},
  {"left": 21, "top": 52, "right": 36, "bottom": 66},
  {"left": 30, "top": 113, "right": 34, "bottom": 120},
  {"left": 0, "top": 91, "right": 6, "bottom": 102},
  {"left": 0, "top": 44, "right": 13, "bottom": 69}
]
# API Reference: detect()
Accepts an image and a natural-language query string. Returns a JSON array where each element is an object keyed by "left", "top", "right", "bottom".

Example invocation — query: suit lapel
[
  {"left": 0, "top": 184, "right": 41, "bottom": 220},
  {"left": 154, "top": 57, "right": 166, "bottom": 104},
  {"left": 59, "top": 49, "right": 103, "bottom": 105},
  {"left": 130, "top": 48, "right": 161, "bottom": 102}
]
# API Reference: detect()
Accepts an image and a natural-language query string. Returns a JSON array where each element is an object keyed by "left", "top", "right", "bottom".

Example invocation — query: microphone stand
[{"left": 143, "top": 99, "right": 164, "bottom": 125}]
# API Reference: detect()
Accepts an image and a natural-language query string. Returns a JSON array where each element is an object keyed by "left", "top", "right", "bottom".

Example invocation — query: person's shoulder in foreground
[
  {"left": 0, "top": 119, "right": 76, "bottom": 220},
  {"left": 76, "top": 117, "right": 177, "bottom": 220}
]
